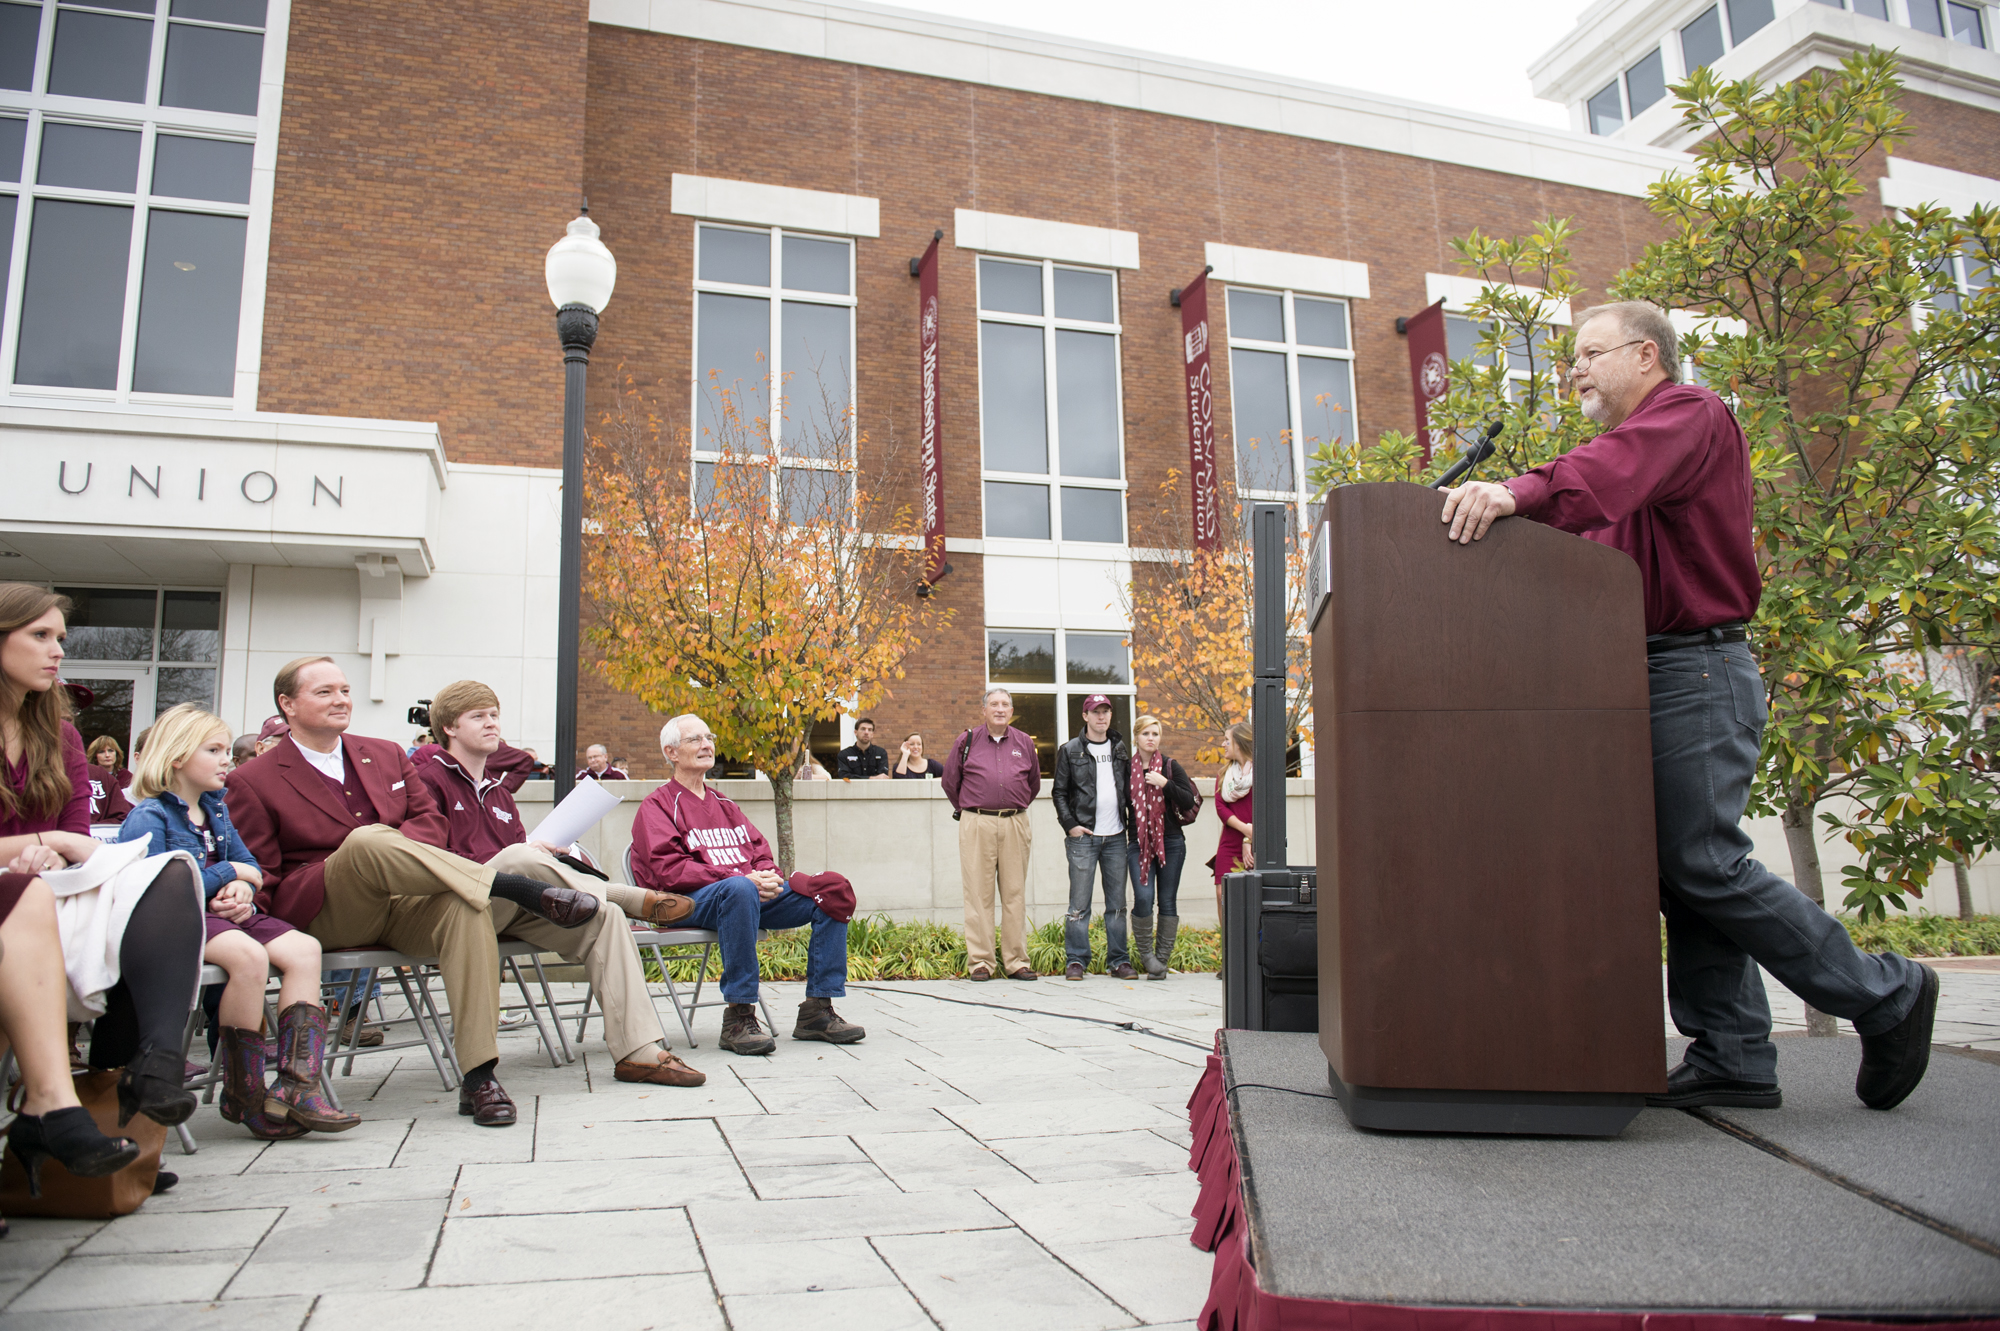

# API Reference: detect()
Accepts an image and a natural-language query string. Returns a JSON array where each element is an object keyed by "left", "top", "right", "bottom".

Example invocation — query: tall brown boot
[
  {"left": 267, "top": 1003, "right": 362, "bottom": 1134},
  {"left": 219, "top": 1027, "right": 305, "bottom": 1141}
]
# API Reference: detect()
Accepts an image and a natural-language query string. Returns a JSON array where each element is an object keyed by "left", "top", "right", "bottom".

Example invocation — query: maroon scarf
[{"left": 1131, "top": 749, "right": 1167, "bottom": 871}]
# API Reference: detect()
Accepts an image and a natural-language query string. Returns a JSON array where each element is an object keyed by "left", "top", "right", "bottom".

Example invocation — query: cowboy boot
[
  {"left": 1152, "top": 917, "right": 1179, "bottom": 980},
  {"left": 1133, "top": 915, "right": 1165, "bottom": 978},
  {"left": 219, "top": 1026, "right": 306, "bottom": 1141},
  {"left": 267, "top": 1003, "right": 363, "bottom": 1134}
]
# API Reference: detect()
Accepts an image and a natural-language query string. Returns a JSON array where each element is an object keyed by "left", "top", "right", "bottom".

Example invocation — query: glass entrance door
[{"left": 63, "top": 665, "right": 150, "bottom": 766}]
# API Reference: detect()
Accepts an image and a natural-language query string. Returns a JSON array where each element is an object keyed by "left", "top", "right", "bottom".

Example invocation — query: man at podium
[{"left": 1439, "top": 300, "right": 1938, "bottom": 1114}]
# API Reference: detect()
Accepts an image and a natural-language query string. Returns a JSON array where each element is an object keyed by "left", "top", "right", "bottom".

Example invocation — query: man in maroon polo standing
[
  {"left": 942, "top": 688, "right": 1043, "bottom": 982},
  {"left": 1440, "top": 300, "right": 1936, "bottom": 1113}
]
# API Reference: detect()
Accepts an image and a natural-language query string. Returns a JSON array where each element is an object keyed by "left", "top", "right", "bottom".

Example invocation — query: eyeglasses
[{"left": 1559, "top": 339, "right": 1645, "bottom": 376}]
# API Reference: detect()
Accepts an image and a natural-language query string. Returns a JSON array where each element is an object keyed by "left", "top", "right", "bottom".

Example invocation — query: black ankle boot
[
  {"left": 115, "top": 1048, "right": 198, "bottom": 1128},
  {"left": 6, "top": 1107, "right": 141, "bottom": 1198}
]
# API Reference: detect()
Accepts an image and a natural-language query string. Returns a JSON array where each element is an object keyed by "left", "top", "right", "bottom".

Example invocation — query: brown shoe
[
  {"left": 719, "top": 1004, "right": 777, "bottom": 1056},
  {"left": 1065, "top": 962, "right": 1086, "bottom": 981},
  {"left": 339, "top": 1006, "right": 385, "bottom": 1047},
  {"left": 614, "top": 1051, "right": 707, "bottom": 1087},
  {"left": 793, "top": 997, "right": 866, "bottom": 1045},
  {"left": 639, "top": 890, "right": 696, "bottom": 928},
  {"left": 968, "top": 965, "right": 993, "bottom": 982},
  {"left": 1008, "top": 968, "right": 1039, "bottom": 982},
  {"left": 1109, "top": 962, "right": 1138, "bottom": 980},
  {"left": 458, "top": 1076, "right": 518, "bottom": 1127},
  {"left": 526, "top": 886, "right": 601, "bottom": 929}
]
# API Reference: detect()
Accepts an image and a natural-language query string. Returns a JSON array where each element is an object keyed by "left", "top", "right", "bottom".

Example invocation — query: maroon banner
[
  {"left": 1180, "top": 268, "right": 1219, "bottom": 549},
  {"left": 917, "top": 232, "right": 947, "bottom": 584},
  {"left": 1405, "top": 298, "right": 1449, "bottom": 462}
]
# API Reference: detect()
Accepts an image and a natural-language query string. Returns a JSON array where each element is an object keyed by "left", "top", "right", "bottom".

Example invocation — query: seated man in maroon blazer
[{"left": 225, "top": 656, "right": 599, "bottom": 1126}]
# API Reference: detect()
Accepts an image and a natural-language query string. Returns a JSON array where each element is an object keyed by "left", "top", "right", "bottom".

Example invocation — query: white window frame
[
  {"left": 975, "top": 255, "right": 1128, "bottom": 548},
  {"left": 984, "top": 626, "right": 1136, "bottom": 755},
  {"left": 1223, "top": 284, "right": 1358, "bottom": 526},
  {"left": 43, "top": 580, "right": 226, "bottom": 754},
  {"left": 0, "top": 0, "right": 289, "bottom": 410},
  {"left": 688, "top": 220, "right": 858, "bottom": 520}
]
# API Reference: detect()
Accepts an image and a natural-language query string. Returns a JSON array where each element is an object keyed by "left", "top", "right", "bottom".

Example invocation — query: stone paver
[{"left": 6, "top": 964, "right": 1993, "bottom": 1326}]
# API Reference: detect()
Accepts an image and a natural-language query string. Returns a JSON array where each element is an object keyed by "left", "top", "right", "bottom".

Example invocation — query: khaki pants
[
  {"left": 310, "top": 823, "right": 499, "bottom": 1073},
  {"left": 485, "top": 844, "right": 668, "bottom": 1063},
  {"left": 959, "top": 810, "right": 1032, "bottom": 974}
]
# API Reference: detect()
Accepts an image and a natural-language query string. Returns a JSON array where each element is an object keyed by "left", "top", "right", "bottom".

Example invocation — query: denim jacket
[{"left": 118, "top": 789, "right": 255, "bottom": 900}]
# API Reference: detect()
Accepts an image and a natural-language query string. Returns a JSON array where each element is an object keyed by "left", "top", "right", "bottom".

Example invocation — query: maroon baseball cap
[
  {"left": 1081, "top": 694, "right": 1113, "bottom": 712},
  {"left": 790, "top": 871, "right": 856, "bottom": 923},
  {"left": 258, "top": 715, "right": 290, "bottom": 742}
]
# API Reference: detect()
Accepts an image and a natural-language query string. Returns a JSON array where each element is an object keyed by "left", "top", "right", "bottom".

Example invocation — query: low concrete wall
[{"left": 518, "top": 777, "right": 1319, "bottom": 930}]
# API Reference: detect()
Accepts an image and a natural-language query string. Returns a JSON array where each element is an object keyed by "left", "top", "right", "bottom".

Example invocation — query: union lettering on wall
[{"left": 54, "top": 462, "right": 344, "bottom": 506}]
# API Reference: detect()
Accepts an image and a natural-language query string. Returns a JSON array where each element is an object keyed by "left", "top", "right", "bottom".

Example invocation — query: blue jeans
[
  {"left": 680, "top": 876, "right": 849, "bottom": 1005},
  {"left": 1129, "top": 834, "right": 1186, "bottom": 918},
  {"left": 1651, "top": 640, "right": 1922, "bottom": 1082},
  {"left": 1064, "top": 833, "right": 1129, "bottom": 967}
]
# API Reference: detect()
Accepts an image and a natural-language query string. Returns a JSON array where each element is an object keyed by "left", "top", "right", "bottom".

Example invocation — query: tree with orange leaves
[{"left": 585, "top": 373, "right": 952, "bottom": 873}]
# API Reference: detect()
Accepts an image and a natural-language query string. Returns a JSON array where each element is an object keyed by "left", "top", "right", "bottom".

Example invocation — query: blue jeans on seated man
[
  {"left": 1651, "top": 640, "right": 1922, "bottom": 1084},
  {"left": 1064, "top": 832, "right": 1129, "bottom": 968},
  {"left": 681, "top": 876, "right": 849, "bottom": 1005}
]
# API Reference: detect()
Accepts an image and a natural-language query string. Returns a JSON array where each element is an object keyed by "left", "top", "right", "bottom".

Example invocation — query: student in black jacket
[
  {"left": 1051, "top": 695, "right": 1134, "bottom": 980},
  {"left": 835, "top": 718, "right": 891, "bottom": 780},
  {"left": 1126, "top": 714, "right": 1199, "bottom": 979}
]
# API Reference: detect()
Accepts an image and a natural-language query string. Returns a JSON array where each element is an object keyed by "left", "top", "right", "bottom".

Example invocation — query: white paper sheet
[{"left": 529, "top": 779, "right": 622, "bottom": 852}]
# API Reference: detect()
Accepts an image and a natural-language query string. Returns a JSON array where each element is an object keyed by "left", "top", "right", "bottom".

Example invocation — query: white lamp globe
[{"left": 545, "top": 212, "right": 616, "bottom": 313}]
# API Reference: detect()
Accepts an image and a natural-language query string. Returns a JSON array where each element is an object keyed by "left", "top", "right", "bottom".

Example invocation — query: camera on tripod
[{"left": 407, "top": 700, "right": 431, "bottom": 729}]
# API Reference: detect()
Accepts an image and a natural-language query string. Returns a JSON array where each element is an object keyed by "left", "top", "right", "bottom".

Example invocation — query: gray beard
[{"left": 1582, "top": 394, "right": 1611, "bottom": 424}]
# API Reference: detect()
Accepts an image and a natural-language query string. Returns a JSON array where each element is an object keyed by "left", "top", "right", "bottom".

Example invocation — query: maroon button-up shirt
[
  {"left": 940, "top": 725, "right": 1041, "bottom": 812},
  {"left": 1503, "top": 380, "right": 1762, "bottom": 636}
]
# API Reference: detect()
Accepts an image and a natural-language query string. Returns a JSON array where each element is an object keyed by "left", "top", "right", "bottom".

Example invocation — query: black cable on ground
[
  {"left": 1229, "top": 1082, "right": 1336, "bottom": 1101},
  {"left": 847, "top": 982, "right": 1214, "bottom": 1051}
]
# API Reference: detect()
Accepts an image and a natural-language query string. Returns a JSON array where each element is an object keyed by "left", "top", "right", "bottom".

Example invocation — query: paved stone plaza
[{"left": 0, "top": 963, "right": 1994, "bottom": 1329}]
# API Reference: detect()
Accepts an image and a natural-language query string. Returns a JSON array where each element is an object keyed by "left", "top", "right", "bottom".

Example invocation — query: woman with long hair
[
  {"left": 1126, "top": 715, "right": 1199, "bottom": 979},
  {"left": 0, "top": 583, "right": 204, "bottom": 1132},
  {"left": 1209, "top": 721, "right": 1254, "bottom": 927}
]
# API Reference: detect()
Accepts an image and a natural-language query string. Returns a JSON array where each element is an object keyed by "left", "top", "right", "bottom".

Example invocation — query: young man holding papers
[{"left": 411, "top": 680, "right": 707, "bottom": 1087}]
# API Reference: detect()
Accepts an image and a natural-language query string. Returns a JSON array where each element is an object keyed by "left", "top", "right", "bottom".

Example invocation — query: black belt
[
  {"left": 1646, "top": 622, "right": 1748, "bottom": 654},
  {"left": 967, "top": 807, "right": 1024, "bottom": 818}
]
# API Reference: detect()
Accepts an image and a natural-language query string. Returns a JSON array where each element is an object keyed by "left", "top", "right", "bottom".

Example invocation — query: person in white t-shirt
[{"left": 1051, "top": 695, "right": 1134, "bottom": 981}]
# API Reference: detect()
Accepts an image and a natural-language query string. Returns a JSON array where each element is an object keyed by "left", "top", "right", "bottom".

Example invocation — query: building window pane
[
  {"left": 1725, "top": 0, "right": 1774, "bottom": 40},
  {"left": 133, "top": 210, "right": 246, "bottom": 396},
  {"left": 780, "top": 467, "right": 849, "bottom": 526},
  {"left": 1294, "top": 297, "right": 1348, "bottom": 350},
  {"left": 1445, "top": 314, "right": 1499, "bottom": 367},
  {"left": 1054, "top": 329, "right": 1120, "bottom": 480},
  {"left": 161, "top": 22, "right": 262, "bottom": 115},
  {"left": 57, "top": 586, "right": 155, "bottom": 660},
  {"left": 1065, "top": 693, "right": 1130, "bottom": 746},
  {"left": 979, "top": 321, "right": 1048, "bottom": 473},
  {"left": 1226, "top": 288, "right": 1283, "bottom": 342},
  {"left": 979, "top": 258, "right": 1041, "bottom": 316},
  {"left": 1908, "top": 0, "right": 1946, "bottom": 34},
  {"left": 172, "top": 0, "right": 267, "bottom": 23},
  {"left": 1625, "top": 48, "right": 1667, "bottom": 115},
  {"left": 1060, "top": 486, "right": 1122, "bottom": 543},
  {"left": 17, "top": 200, "right": 133, "bottom": 390},
  {"left": 1586, "top": 80, "right": 1624, "bottom": 136},
  {"left": 0, "top": 197, "right": 13, "bottom": 315},
  {"left": 699, "top": 225, "right": 769, "bottom": 286},
  {"left": 0, "top": 4, "right": 38, "bottom": 91},
  {"left": 48, "top": 9, "right": 153, "bottom": 104},
  {"left": 1947, "top": 1, "right": 1986, "bottom": 46},
  {"left": 1298, "top": 356, "right": 1354, "bottom": 446},
  {"left": 1852, "top": 0, "right": 1888, "bottom": 18},
  {"left": 1012, "top": 691, "right": 1056, "bottom": 772},
  {"left": 1053, "top": 267, "right": 1114, "bottom": 323},
  {"left": 1065, "top": 632, "right": 1129, "bottom": 685},
  {"left": 1681, "top": 6, "right": 1727, "bottom": 71},
  {"left": 155, "top": 666, "right": 216, "bottom": 715},
  {"left": 780, "top": 300, "right": 849, "bottom": 460},
  {"left": 152, "top": 135, "right": 253, "bottom": 203},
  {"left": 989, "top": 631, "right": 1056, "bottom": 683},
  {"left": 695, "top": 291, "right": 771, "bottom": 452},
  {"left": 160, "top": 590, "right": 221, "bottom": 661},
  {"left": 781, "top": 234, "right": 848, "bottom": 295},
  {"left": 0, "top": 118, "right": 22, "bottom": 182},
  {"left": 38, "top": 123, "right": 141, "bottom": 193},
  {"left": 1230, "top": 346, "right": 1292, "bottom": 492},
  {"left": 984, "top": 481, "right": 1050, "bottom": 540},
  {"left": 85, "top": 0, "right": 156, "bottom": 11}
]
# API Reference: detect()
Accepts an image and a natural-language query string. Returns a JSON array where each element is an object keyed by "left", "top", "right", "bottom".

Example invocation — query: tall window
[
  {"left": 977, "top": 257, "right": 1126, "bottom": 545},
  {"left": 691, "top": 223, "right": 855, "bottom": 522},
  {"left": 1226, "top": 287, "right": 1356, "bottom": 520},
  {"left": 986, "top": 628, "right": 1133, "bottom": 775},
  {"left": 0, "top": 0, "right": 268, "bottom": 400},
  {"left": 55, "top": 584, "right": 222, "bottom": 758}
]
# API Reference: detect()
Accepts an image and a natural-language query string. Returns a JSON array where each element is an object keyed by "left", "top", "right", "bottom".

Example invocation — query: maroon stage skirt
[{"left": 204, "top": 910, "right": 296, "bottom": 945}]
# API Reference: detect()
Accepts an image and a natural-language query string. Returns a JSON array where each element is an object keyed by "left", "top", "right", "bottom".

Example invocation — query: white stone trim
[
  {"left": 1880, "top": 158, "right": 2000, "bottom": 216},
  {"left": 1425, "top": 274, "right": 1572, "bottom": 324},
  {"left": 593, "top": 0, "right": 1690, "bottom": 197},
  {"left": 670, "top": 173, "right": 881, "bottom": 238},
  {"left": 953, "top": 209, "right": 1140, "bottom": 269},
  {"left": 1203, "top": 244, "right": 1370, "bottom": 300}
]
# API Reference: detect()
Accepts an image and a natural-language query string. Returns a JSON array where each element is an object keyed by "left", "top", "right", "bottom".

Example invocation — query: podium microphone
[{"left": 1433, "top": 420, "right": 1504, "bottom": 489}]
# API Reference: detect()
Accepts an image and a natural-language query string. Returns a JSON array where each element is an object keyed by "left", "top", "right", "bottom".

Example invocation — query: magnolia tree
[{"left": 586, "top": 372, "right": 952, "bottom": 874}]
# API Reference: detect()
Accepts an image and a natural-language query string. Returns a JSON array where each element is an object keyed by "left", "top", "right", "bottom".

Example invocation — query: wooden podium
[{"left": 1311, "top": 483, "right": 1665, "bottom": 1135}]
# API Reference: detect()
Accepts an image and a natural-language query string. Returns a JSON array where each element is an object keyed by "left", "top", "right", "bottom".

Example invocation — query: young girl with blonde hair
[{"left": 119, "top": 704, "right": 360, "bottom": 1139}]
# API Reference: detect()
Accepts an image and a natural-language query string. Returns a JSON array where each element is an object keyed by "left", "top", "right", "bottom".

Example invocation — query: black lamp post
[{"left": 544, "top": 207, "right": 616, "bottom": 803}]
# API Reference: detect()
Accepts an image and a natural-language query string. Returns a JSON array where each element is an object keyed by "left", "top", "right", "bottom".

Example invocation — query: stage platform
[{"left": 1190, "top": 1030, "right": 2000, "bottom": 1326}]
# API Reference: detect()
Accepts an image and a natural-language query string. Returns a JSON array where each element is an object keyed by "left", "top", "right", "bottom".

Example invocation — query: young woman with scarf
[{"left": 1126, "top": 715, "right": 1199, "bottom": 979}]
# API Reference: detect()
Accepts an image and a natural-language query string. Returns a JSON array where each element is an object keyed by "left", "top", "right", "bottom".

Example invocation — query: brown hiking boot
[
  {"left": 719, "top": 1004, "right": 777, "bottom": 1056},
  {"left": 792, "top": 997, "right": 866, "bottom": 1045}
]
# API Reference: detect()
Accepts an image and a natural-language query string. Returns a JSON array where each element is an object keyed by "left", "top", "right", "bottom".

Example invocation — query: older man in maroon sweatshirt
[
  {"left": 630, "top": 715, "right": 863, "bottom": 1056},
  {"left": 1441, "top": 300, "right": 1936, "bottom": 1113}
]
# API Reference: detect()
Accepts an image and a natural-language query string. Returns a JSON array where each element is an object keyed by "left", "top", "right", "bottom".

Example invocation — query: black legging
[{"left": 88, "top": 858, "right": 204, "bottom": 1069}]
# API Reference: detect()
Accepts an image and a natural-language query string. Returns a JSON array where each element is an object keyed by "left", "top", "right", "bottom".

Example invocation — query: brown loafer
[
  {"left": 526, "top": 886, "right": 600, "bottom": 929},
  {"left": 1109, "top": 962, "right": 1138, "bottom": 980},
  {"left": 458, "top": 1077, "right": 518, "bottom": 1127},
  {"left": 614, "top": 1051, "right": 707, "bottom": 1087},
  {"left": 1008, "top": 968, "right": 1039, "bottom": 982},
  {"left": 639, "top": 890, "right": 696, "bottom": 927},
  {"left": 968, "top": 965, "right": 993, "bottom": 982}
]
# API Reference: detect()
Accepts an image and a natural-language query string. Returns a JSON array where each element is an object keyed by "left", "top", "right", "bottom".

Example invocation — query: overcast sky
[{"left": 884, "top": 0, "right": 1589, "bottom": 130}]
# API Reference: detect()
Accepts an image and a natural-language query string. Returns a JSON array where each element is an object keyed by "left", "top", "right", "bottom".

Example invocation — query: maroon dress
[{"left": 0, "top": 722, "right": 91, "bottom": 925}]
